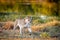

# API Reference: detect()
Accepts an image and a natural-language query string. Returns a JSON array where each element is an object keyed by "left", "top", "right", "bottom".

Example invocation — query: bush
[
  {"left": 42, "top": 26, "right": 60, "bottom": 37},
  {"left": 40, "top": 32, "right": 50, "bottom": 38}
]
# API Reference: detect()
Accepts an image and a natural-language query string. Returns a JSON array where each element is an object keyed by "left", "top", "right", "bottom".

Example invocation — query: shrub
[
  {"left": 40, "top": 32, "right": 50, "bottom": 38},
  {"left": 42, "top": 26, "right": 60, "bottom": 37}
]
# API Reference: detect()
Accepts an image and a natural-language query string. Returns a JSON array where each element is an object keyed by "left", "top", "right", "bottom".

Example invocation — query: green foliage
[
  {"left": 48, "top": 26, "right": 60, "bottom": 37},
  {"left": 0, "top": 0, "right": 60, "bottom": 21},
  {"left": 18, "top": 4, "right": 34, "bottom": 15},
  {"left": 0, "top": 0, "right": 59, "bottom": 16},
  {"left": 42, "top": 26, "right": 60, "bottom": 37},
  {"left": 40, "top": 32, "right": 50, "bottom": 38}
]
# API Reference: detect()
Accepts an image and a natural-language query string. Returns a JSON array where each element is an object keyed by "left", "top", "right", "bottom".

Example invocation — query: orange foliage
[
  {"left": 2, "top": 21, "right": 14, "bottom": 30},
  {"left": 0, "top": 0, "right": 16, "bottom": 5},
  {"left": 31, "top": 20, "right": 60, "bottom": 31}
]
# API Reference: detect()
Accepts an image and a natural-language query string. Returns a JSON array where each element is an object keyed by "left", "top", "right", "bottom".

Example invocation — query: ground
[
  {"left": 0, "top": 30, "right": 59, "bottom": 40},
  {"left": 0, "top": 20, "right": 60, "bottom": 40}
]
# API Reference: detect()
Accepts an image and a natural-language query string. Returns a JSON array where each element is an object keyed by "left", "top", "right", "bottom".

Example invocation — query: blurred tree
[{"left": 0, "top": 0, "right": 60, "bottom": 21}]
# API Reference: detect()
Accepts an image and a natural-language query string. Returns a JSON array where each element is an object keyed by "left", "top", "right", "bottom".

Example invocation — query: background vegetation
[{"left": 0, "top": 0, "right": 60, "bottom": 21}]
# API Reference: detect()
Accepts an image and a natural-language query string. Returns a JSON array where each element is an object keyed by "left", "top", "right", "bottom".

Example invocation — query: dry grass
[
  {"left": 0, "top": 20, "right": 60, "bottom": 40},
  {"left": 2, "top": 21, "right": 14, "bottom": 30},
  {"left": 1, "top": 20, "right": 60, "bottom": 32},
  {"left": 31, "top": 20, "right": 60, "bottom": 31},
  {"left": 0, "top": 37, "right": 57, "bottom": 40}
]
